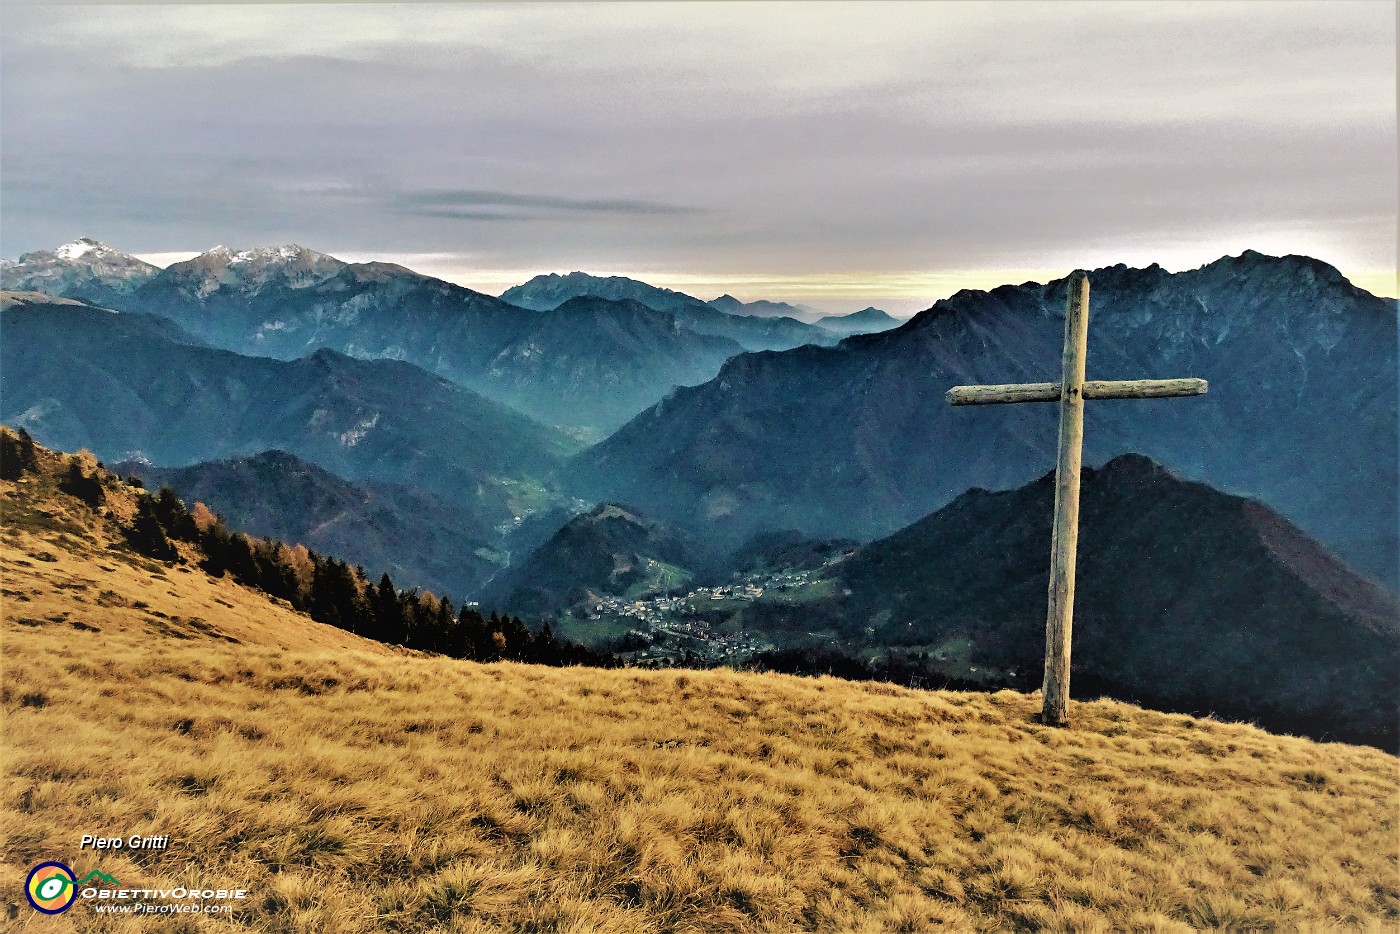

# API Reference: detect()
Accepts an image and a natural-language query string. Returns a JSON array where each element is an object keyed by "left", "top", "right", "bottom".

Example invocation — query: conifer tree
[
  {"left": 127, "top": 497, "right": 178, "bottom": 561},
  {"left": 197, "top": 521, "right": 233, "bottom": 577},
  {"left": 224, "top": 532, "right": 259, "bottom": 583},
  {"left": 60, "top": 457, "right": 105, "bottom": 508},
  {"left": 371, "top": 573, "right": 403, "bottom": 644},
  {"left": 0, "top": 432, "right": 22, "bottom": 480},
  {"left": 153, "top": 486, "right": 198, "bottom": 541},
  {"left": 16, "top": 428, "right": 39, "bottom": 473}
]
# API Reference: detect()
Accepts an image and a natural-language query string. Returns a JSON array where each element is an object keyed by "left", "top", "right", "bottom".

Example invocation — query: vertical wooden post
[{"left": 1042, "top": 271, "right": 1090, "bottom": 727}]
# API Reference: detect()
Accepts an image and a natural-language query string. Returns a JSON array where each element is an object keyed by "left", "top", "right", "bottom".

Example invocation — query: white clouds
[
  {"left": 12, "top": 1, "right": 1389, "bottom": 125},
  {"left": 1, "top": 1, "right": 1393, "bottom": 290}
]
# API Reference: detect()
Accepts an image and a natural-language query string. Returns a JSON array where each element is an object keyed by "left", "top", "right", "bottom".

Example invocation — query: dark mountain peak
[
  {"left": 1097, "top": 451, "right": 1176, "bottom": 481},
  {"left": 1, "top": 293, "right": 205, "bottom": 347},
  {"left": 900, "top": 250, "right": 1366, "bottom": 340},
  {"left": 502, "top": 272, "right": 834, "bottom": 351},
  {"left": 827, "top": 306, "right": 894, "bottom": 321},
  {"left": 538, "top": 296, "right": 691, "bottom": 337},
  {"left": 124, "top": 448, "right": 507, "bottom": 600},
  {"left": 311, "top": 262, "right": 510, "bottom": 308},
  {"left": 1076, "top": 261, "right": 1173, "bottom": 294},
  {"left": 841, "top": 456, "right": 1399, "bottom": 747},
  {"left": 483, "top": 297, "right": 743, "bottom": 436},
  {"left": 707, "top": 342, "right": 827, "bottom": 389},
  {"left": 551, "top": 271, "right": 623, "bottom": 284},
  {"left": 706, "top": 294, "right": 815, "bottom": 320},
  {"left": 898, "top": 283, "right": 1014, "bottom": 333},
  {"left": 302, "top": 346, "right": 379, "bottom": 376},
  {"left": 482, "top": 499, "right": 705, "bottom": 615},
  {"left": 1231, "top": 248, "right": 1273, "bottom": 265}
]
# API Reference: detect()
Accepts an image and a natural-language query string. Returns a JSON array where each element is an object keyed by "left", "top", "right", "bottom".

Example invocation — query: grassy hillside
[{"left": 3, "top": 453, "right": 1398, "bottom": 930}]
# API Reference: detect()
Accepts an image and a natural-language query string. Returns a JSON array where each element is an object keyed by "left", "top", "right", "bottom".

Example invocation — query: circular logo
[{"left": 25, "top": 862, "right": 78, "bottom": 914}]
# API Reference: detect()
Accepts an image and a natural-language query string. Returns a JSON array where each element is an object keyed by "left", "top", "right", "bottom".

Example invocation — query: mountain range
[
  {"left": 572, "top": 252, "right": 1398, "bottom": 586},
  {"left": 500, "top": 271, "right": 837, "bottom": 351},
  {"left": 2, "top": 242, "right": 856, "bottom": 438},
  {"left": 1, "top": 296, "right": 576, "bottom": 539},
  {"left": 125, "top": 250, "right": 730, "bottom": 438},
  {"left": 706, "top": 294, "right": 818, "bottom": 321},
  {"left": 4, "top": 244, "right": 1392, "bottom": 589}
]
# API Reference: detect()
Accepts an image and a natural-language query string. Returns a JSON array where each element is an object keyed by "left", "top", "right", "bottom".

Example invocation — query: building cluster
[{"left": 573, "top": 569, "right": 831, "bottom": 666}]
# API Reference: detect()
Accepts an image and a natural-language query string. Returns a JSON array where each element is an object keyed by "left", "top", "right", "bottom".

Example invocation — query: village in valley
[{"left": 566, "top": 566, "right": 845, "bottom": 667}]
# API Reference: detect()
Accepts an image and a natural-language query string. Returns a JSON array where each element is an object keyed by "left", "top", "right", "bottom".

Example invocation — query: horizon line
[{"left": 122, "top": 250, "right": 1397, "bottom": 307}]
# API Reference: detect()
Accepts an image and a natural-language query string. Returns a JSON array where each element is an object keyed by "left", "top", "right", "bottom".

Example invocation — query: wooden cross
[{"left": 945, "top": 271, "right": 1207, "bottom": 727}]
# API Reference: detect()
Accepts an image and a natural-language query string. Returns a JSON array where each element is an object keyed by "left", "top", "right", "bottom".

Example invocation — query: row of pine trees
[{"left": 3, "top": 427, "right": 612, "bottom": 668}]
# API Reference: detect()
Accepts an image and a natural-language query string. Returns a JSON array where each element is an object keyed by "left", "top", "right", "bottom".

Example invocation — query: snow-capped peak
[
  {"left": 53, "top": 238, "right": 112, "bottom": 261},
  {"left": 199, "top": 244, "right": 313, "bottom": 264},
  {"left": 174, "top": 243, "right": 345, "bottom": 295},
  {"left": 2, "top": 238, "right": 159, "bottom": 299}
]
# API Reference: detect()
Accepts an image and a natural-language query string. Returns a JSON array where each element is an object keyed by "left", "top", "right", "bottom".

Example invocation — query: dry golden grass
[{"left": 3, "top": 474, "right": 1398, "bottom": 932}]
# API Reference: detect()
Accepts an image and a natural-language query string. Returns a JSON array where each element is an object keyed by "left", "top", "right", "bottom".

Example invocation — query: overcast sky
[{"left": 2, "top": 1, "right": 1394, "bottom": 311}]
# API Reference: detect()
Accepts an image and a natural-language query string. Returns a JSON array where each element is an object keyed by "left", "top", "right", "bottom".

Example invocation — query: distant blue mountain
[
  {"left": 1, "top": 296, "right": 577, "bottom": 537},
  {"left": 2, "top": 243, "right": 764, "bottom": 438},
  {"left": 501, "top": 271, "right": 836, "bottom": 351},
  {"left": 813, "top": 307, "right": 902, "bottom": 336},
  {"left": 707, "top": 293, "right": 818, "bottom": 321}
]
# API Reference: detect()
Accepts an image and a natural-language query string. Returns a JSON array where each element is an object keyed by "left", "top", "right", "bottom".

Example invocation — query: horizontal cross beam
[{"left": 946, "top": 377, "right": 1207, "bottom": 406}]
